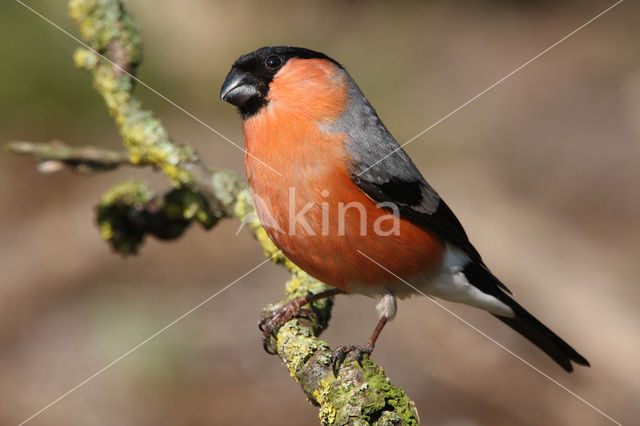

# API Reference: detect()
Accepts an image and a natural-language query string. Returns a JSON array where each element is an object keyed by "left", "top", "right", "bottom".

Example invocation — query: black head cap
[{"left": 220, "top": 46, "right": 342, "bottom": 118}]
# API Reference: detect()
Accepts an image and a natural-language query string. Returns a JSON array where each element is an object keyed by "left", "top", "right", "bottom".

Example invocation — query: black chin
[{"left": 238, "top": 97, "right": 268, "bottom": 119}]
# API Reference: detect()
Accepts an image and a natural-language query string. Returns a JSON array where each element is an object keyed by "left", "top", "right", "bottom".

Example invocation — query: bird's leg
[
  {"left": 331, "top": 292, "right": 395, "bottom": 375},
  {"left": 259, "top": 287, "right": 345, "bottom": 354}
]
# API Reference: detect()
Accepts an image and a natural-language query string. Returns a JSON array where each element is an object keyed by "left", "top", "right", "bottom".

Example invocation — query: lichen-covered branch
[
  {"left": 96, "top": 180, "right": 221, "bottom": 254},
  {"left": 261, "top": 270, "right": 419, "bottom": 425},
  {"left": 4, "top": 0, "right": 420, "bottom": 424},
  {"left": 68, "top": 0, "right": 243, "bottom": 222}
]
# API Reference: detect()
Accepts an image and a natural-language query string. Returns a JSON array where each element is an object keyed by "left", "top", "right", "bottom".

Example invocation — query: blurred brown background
[{"left": 1, "top": 0, "right": 639, "bottom": 425}]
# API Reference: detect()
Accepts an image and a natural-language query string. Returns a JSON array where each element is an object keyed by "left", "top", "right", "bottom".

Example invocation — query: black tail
[
  {"left": 464, "top": 262, "right": 590, "bottom": 372},
  {"left": 492, "top": 305, "right": 590, "bottom": 372}
]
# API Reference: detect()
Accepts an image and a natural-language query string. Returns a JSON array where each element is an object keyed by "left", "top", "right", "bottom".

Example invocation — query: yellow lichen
[{"left": 314, "top": 377, "right": 337, "bottom": 424}]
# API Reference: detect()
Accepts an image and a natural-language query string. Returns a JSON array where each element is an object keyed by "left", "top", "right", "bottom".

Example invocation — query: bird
[{"left": 220, "top": 46, "right": 589, "bottom": 373}]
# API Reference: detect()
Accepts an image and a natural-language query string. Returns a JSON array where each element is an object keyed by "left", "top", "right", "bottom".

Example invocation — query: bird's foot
[
  {"left": 331, "top": 343, "right": 374, "bottom": 376},
  {"left": 259, "top": 299, "right": 316, "bottom": 354}
]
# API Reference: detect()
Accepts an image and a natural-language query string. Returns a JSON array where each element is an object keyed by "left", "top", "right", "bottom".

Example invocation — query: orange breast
[{"left": 243, "top": 59, "right": 444, "bottom": 294}]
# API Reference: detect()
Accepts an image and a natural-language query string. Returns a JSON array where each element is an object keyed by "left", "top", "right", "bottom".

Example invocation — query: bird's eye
[{"left": 265, "top": 55, "right": 282, "bottom": 69}]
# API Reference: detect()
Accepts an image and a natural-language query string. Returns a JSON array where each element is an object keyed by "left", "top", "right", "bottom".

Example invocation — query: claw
[
  {"left": 331, "top": 343, "right": 373, "bottom": 376},
  {"left": 331, "top": 346, "right": 349, "bottom": 376},
  {"left": 262, "top": 332, "right": 277, "bottom": 354},
  {"left": 258, "top": 299, "right": 313, "bottom": 355},
  {"left": 258, "top": 289, "right": 342, "bottom": 356},
  {"left": 260, "top": 320, "right": 278, "bottom": 354}
]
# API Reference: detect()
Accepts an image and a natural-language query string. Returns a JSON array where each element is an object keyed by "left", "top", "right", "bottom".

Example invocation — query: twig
[{"left": 5, "top": 140, "right": 130, "bottom": 174}]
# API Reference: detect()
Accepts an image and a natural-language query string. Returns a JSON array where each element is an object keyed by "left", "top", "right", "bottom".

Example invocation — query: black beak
[{"left": 220, "top": 70, "right": 260, "bottom": 107}]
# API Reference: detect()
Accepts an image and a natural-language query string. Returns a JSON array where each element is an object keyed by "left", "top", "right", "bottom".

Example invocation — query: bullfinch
[{"left": 220, "top": 46, "right": 589, "bottom": 373}]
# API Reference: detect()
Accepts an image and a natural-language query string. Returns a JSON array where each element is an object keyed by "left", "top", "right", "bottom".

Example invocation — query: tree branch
[{"left": 5, "top": 0, "right": 420, "bottom": 423}]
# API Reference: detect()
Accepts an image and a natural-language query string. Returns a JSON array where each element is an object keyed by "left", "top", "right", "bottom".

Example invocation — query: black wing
[{"left": 349, "top": 160, "right": 482, "bottom": 263}]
